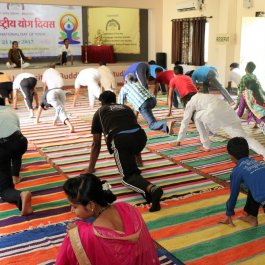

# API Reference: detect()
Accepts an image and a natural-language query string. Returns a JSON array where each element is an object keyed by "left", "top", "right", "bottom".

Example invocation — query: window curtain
[{"left": 171, "top": 17, "right": 206, "bottom": 66}]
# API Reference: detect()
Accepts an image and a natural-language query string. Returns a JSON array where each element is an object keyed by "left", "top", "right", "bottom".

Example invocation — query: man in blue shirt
[
  {"left": 220, "top": 137, "right": 265, "bottom": 227},
  {"left": 122, "top": 62, "right": 150, "bottom": 89},
  {"left": 118, "top": 73, "right": 174, "bottom": 134},
  {"left": 192, "top": 65, "right": 234, "bottom": 105}
]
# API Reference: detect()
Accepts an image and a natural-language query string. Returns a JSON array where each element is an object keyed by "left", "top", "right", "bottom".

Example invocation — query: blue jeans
[{"left": 139, "top": 97, "right": 167, "bottom": 132}]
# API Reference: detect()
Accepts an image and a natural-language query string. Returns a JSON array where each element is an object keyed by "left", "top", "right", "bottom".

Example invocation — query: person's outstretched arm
[
  {"left": 84, "top": 133, "right": 102, "bottom": 173},
  {"left": 167, "top": 86, "right": 174, "bottom": 116}
]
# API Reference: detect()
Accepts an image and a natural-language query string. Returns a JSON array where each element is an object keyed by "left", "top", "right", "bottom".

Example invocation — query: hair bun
[{"left": 101, "top": 180, "right": 117, "bottom": 204}]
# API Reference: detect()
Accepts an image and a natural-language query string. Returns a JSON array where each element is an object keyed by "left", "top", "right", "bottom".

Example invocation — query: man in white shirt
[
  {"left": 97, "top": 61, "right": 117, "bottom": 92},
  {"left": 13, "top": 72, "right": 39, "bottom": 118},
  {"left": 73, "top": 68, "right": 101, "bottom": 109},
  {"left": 227, "top": 62, "right": 243, "bottom": 93},
  {"left": 60, "top": 38, "right": 73, "bottom": 66},
  {"left": 174, "top": 93, "right": 265, "bottom": 159},
  {"left": 36, "top": 67, "right": 74, "bottom": 133}
]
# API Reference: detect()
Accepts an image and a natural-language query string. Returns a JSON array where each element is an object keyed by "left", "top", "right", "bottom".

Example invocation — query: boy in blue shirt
[{"left": 220, "top": 137, "right": 265, "bottom": 227}]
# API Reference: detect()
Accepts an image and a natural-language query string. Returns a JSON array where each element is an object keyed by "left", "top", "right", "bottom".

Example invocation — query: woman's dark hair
[
  {"left": 245, "top": 79, "right": 264, "bottom": 105},
  {"left": 98, "top": 91, "right": 116, "bottom": 105},
  {"left": 227, "top": 137, "right": 249, "bottom": 160},
  {"left": 63, "top": 173, "right": 116, "bottom": 207}
]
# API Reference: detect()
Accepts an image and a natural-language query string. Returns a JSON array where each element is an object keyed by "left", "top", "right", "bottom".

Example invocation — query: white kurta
[
  {"left": 97, "top": 65, "right": 117, "bottom": 92},
  {"left": 177, "top": 93, "right": 265, "bottom": 158},
  {"left": 75, "top": 68, "right": 101, "bottom": 108}
]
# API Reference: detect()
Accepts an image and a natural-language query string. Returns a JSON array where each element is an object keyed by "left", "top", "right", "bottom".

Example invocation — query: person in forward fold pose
[
  {"left": 13, "top": 72, "right": 39, "bottom": 118},
  {"left": 56, "top": 173, "right": 160, "bottom": 265},
  {"left": 219, "top": 137, "right": 265, "bottom": 227},
  {"left": 97, "top": 61, "right": 117, "bottom": 92},
  {"left": 83, "top": 91, "right": 164, "bottom": 212},
  {"left": 36, "top": 66, "right": 74, "bottom": 133},
  {"left": 118, "top": 73, "right": 174, "bottom": 134},
  {"left": 0, "top": 98, "right": 33, "bottom": 215},
  {"left": 0, "top": 72, "right": 13, "bottom": 105},
  {"left": 192, "top": 65, "right": 234, "bottom": 105},
  {"left": 72, "top": 68, "right": 101, "bottom": 109},
  {"left": 173, "top": 93, "right": 265, "bottom": 159}
]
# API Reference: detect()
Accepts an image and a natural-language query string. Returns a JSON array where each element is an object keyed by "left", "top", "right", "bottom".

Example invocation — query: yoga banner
[
  {"left": 88, "top": 7, "right": 140, "bottom": 54},
  {"left": 0, "top": 3, "right": 82, "bottom": 58}
]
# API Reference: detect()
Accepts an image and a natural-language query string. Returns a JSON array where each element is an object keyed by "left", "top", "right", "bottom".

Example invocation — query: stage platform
[{"left": 0, "top": 61, "right": 130, "bottom": 87}]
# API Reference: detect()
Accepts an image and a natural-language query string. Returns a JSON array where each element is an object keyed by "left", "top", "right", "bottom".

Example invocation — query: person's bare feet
[
  {"left": 167, "top": 120, "right": 175, "bottom": 135},
  {"left": 197, "top": 146, "right": 211, "bottom": 152},
  {"left": 239, "top": 214, "right": 258, "bottom": 227},
  {"left": 12, "top": 176, "right": 21, "bottom": 184},
  {"left": 69, "top": 126, "right": 75, "bottom": 133},
  {"left": 20, "top": 191, "right": 33, "bottom": 216}
]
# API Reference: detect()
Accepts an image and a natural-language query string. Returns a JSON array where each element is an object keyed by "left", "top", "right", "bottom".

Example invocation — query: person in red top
[
  {"left": 167, "top": 65, "right": 198, "bottom": 116},
  {"left": 154, "top": 69, "right": 174, "bottom": 97}
]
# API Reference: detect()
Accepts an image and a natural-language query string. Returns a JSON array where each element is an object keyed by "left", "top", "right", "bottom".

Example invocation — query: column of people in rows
[{"left": 1, "top": 60, "right": 265, "bottom": 264}]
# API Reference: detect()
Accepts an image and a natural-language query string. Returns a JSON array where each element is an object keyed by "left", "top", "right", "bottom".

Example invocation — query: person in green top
[{"left": 234, "top": 61, "right": 262, "bottom": 110}]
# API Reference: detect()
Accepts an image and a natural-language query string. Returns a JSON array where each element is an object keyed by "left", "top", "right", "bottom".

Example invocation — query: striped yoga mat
[
  {"left": 147, "top": 123, "right": 264, "bottom": 184},
  {"left": 139, "top": 187, "right": 265, "bottom": 265},
  {"left": 0, "top": 144, "right": 75, "bottom": 236},
  {"left": 20, "top": 116, "right": 222, "bottom": 206},
  {"left": 0, "top": 221, "right": 183, "bottom": 265}
]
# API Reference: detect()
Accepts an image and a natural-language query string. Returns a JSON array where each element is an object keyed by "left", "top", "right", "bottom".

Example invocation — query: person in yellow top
[{"left": 0, "top": 72, "right": 13, "bottom": 105}]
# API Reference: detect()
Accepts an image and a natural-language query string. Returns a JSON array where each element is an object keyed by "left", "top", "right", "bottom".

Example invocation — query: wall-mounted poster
[
  {"left": 0, "top": 3, "right": 82, "bottom": 58},
  {"left": 88, "top": 7, "right": 140, "bottom": 54}
]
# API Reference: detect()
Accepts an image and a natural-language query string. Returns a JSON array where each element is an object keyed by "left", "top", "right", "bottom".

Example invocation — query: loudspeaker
[{"left": 156, "top": 52, "right": 167, "bottom": 69}]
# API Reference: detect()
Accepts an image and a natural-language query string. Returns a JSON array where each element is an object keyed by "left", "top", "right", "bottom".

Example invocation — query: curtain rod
[{"left": 171, "top": 16, "right": 212, "bottom": 22}]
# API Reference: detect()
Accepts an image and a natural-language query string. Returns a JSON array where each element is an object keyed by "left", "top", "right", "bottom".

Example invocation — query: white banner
[{"left": 0, "top": 3, "right": 82, "bottom": 58}]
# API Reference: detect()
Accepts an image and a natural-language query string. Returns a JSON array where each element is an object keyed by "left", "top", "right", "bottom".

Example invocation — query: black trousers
[
  {"left": 244, "top": 191, "right": 265, "bottom": 217},
  {"left": 112, "top": 129, "right": 151, "bottom": 197},
  {"left": 20, "top": 77, "right": 37, "bottom": 110},
  {"left": 0, "top": 82, "right": 13, "bottom": 99},
  {"left": 0, "top": 131, "right": 28, "bottom": 210}
]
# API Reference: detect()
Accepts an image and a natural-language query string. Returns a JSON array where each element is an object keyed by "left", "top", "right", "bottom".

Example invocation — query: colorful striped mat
[
  {"left": 0, "top": 222, "right": 183, "bottom": 265},
  {"left": 0, "top": 144, "right": 75, "bottom": 236},
  {"left": 139, "top": 188, "right": 265, "bottom": 265},
  {"left": 1, "top": 91, "right": 265, "bottom": 265}
]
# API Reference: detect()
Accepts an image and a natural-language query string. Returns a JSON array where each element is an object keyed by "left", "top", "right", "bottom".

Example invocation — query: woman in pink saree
[{"left": 56, "top": 173, "right": 160, "bottom": 265}]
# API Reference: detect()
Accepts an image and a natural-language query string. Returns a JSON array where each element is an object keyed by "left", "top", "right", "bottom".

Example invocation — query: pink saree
[{"left": 56, "top": 202, "right": 160, "bottom": 265}]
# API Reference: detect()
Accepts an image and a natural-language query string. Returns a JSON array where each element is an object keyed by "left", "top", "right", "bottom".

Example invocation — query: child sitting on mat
[{"left": 220, "top": 137, "right": 265, "bottom": 227}]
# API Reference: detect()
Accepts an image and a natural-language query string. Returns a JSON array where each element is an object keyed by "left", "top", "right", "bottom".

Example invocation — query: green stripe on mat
[
  {"left": 173, "top": 223, "right": 265, "bottom": 263},
  {"left": 146, "top": 198, "right": 245, "bottom": 230}
]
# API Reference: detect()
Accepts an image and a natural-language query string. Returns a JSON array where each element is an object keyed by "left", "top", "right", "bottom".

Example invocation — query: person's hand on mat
[
  {"left": 171, "top": 141, "right": 181, "bottom": 147},
  {"left": 233, "top": 104, "right": 239, "bottom": 110},
  {"left": 81, "top": 167, "right": 96, "bottom": 174},
  {"left": 219, "top": 216, "right": 235, "bottom": 227},
  {"left": 66, "top": 222, "right": 77, "bottom": 233},
  {"left": 166, "top": 111, "right": 172, "bottom": 117}
]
